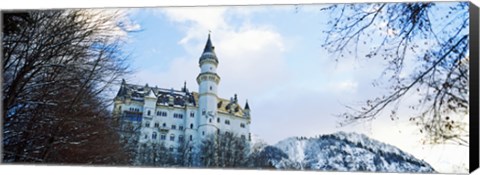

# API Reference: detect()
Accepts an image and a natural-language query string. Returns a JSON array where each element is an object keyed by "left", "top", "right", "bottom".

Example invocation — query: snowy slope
[{"left": 264, "top": 132, "right": 435, "bottom": 173}]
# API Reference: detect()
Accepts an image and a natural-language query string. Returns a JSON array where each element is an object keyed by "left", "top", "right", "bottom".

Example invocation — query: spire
[
  {"left": 199, "top": 33, "right": 218, "bottom": 64},
  {"left": 203, "top": 33, "right": 215, "bottom": 53},
  {"left": 245, "top": 100, "right": 250, "bottom": 110},
  {"left": 182, "top": 81, "right": 188, "bottom": 92}
]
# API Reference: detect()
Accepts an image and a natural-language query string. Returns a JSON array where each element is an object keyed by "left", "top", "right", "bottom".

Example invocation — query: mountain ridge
[{"left": 251, "top": 131, "right": 435, "bottom": 173}]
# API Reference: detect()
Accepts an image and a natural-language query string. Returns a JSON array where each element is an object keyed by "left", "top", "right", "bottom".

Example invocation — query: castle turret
[
  {"left": 244, "top": 100, "right": 250, "bottom": 119},
  {"left": 196, "top": 34, "right": 221, "bottom": 138}
]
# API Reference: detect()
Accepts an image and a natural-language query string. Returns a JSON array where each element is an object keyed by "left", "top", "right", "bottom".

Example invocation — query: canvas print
[{"left": 1, "top": 1, "right": 473, "bottom": 174}]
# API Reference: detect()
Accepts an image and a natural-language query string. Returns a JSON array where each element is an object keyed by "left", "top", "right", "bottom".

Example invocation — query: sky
[{"left": 118, "top": 3, "right": 469, "bottom": 173}]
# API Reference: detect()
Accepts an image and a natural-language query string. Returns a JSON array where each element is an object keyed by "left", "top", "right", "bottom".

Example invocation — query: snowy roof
[
  {"left": 115, "top": 81, "right": 196, "bottom": 107},
  {"left": 115, "top": 81, "right": 248, "bottom": 118}
]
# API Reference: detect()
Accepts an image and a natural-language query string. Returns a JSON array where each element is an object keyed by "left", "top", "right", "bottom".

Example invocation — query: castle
[{"left": 113, "top": 34, "right": 251, "bottom": 152}]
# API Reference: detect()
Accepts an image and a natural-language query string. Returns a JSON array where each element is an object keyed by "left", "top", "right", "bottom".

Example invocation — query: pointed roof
[
  {"left": 245, "top": 100, "right": 250, "bottom": 110},
  {"left": 203, "top": 33, "right": 215, "bottom": 53},
  {"left": 115, "top": 79, "right": 128, "bottom": 98},
  {"left": 146, "top": 89, "right": 156, "bottom": 98},
  {"left": 199, "top": 33, "right": 218, "bottom": 64}
]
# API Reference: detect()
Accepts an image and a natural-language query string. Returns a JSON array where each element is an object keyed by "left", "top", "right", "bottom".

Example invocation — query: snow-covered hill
[{"left": 256, "top": 132, "right": 435, "bottom": 173}]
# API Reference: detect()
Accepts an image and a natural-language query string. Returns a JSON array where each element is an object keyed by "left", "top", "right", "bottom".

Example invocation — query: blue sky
[{"left": 119, "top": 4, "right": 468, "bottom": 173}]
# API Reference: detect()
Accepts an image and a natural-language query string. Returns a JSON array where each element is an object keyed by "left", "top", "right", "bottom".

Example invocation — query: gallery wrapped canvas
[{"left": 1, "top": 1, "right": 478, "bottom": 174}]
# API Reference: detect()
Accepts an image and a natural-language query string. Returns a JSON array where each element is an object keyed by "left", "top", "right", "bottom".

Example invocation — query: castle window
[
  {"left": 189, "top": 135, "right": 193, "bottom": 141},
  {"left": 144, "top": 134, "right": 148, "bottom": 139},
  {"left": 179, "top": 125, "right": 184, "bottom": 130},
  {"left": 163, "top": 123, "right": 166, "bottom": 127},
  {"left": 217, "top": 118, "right": 220, "bottom": 123},
  {"left": 169, "top": 147, "right": 174, "bottom": 152},
  {"left": 202, "top": 131, "right": 205, "bottom": 136},
  {"left": 145, "top": 122, "right": 150, "bottom": 127},
  {"left": 240, "top": 123, "right": 245, "bottom": 128},
  {"left": 152, "top": 132, "right": 157, "bottom": 139},
  {"left": 147, "top": 110, "right": 151, "bottom": 116},
  {"left": 217, "top": 129, "right": 220, "bottom": 135},
  {"left": 157, "top": 111, "right": 167, "bottom": 117},
  {"left": 225, "top": 120, "right": 230, "bottom": 125},
  {"left": 249, "top": 133, "right": 251, "bottom": 141},
  {"left": 154, "top": 123, "right": 159, "bottom": 128},
  {"left": 160, "top": 134, "right": 166, "bottom": 140},
  {"left": 170, "top": 134, "right": 175, "bottom": 141},
  {"left": 173, "top": 113, "right": 184, "bottom": 119},
  {"left": 209, "top": 118, "right": 212, "bottom": 123},
  {"left": 179, "top": 135, "right": 184, "bottom": 143},
  {"left": 190, "top": 112, "right": 195, "bottom": 117},
  {"left": 210, "top": 86, "right": 212, "bottom": 90},
  {"left": 171, "top": 125, "right": 176, "bottom": 130},
  {"left": 241, "top": 135, "right": 246, "bottom": 140},
  {"left": 190, "top": 124, "right": 193, "bottom": 129},
  {"left": 202, "top": 109, "right": 206, "bottom": 115}
]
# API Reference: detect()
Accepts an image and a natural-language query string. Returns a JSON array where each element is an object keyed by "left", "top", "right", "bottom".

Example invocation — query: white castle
[{"left": 113, "top": 34, "right": 251, "bottom": 152}]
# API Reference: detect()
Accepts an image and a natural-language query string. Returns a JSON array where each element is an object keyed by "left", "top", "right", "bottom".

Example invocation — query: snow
[{"left": 266, "top": 132, "right": 435, "bottom": 173}]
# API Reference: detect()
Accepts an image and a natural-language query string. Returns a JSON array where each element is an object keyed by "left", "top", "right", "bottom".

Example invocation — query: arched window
[
  {"left": 189, "top": 135, "right": 193, "bottom": 141},
  {"left": 152, "top": 132, "right": 157, "bottom": 139},
  {"left": 170, "top": 134, "right": 175, "bottom": 141},
  {"left": 190, "top": 123, "right": 193, "bottom": 129},
  {"left": 209, "top": 118, "right": 212, "bottom": 123}
]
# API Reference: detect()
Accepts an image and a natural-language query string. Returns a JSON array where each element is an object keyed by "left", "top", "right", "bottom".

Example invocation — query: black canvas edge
[{"left": 470, "top": 1, "right": 480, "bottom": 174}]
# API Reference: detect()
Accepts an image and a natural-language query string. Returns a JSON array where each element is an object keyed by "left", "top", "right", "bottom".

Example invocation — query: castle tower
[{"left": 196, "top": 34, "right": 221, "bottom": 139}]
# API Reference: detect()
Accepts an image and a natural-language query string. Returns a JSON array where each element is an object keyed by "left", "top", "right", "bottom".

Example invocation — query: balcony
[{"left": 157, "top": 126, "right": 170, "bottom": 133}]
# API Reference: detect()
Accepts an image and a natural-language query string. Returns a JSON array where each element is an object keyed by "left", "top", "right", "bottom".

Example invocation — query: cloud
[
  {"left": 153, "top": 6, "right": 289, "bottom": 101},
  {"left": 160, "top": 6, "right": 229, "bottom": 49},
  {"left": 327, "top": 79, "right": 359, "bottom": 93}
]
